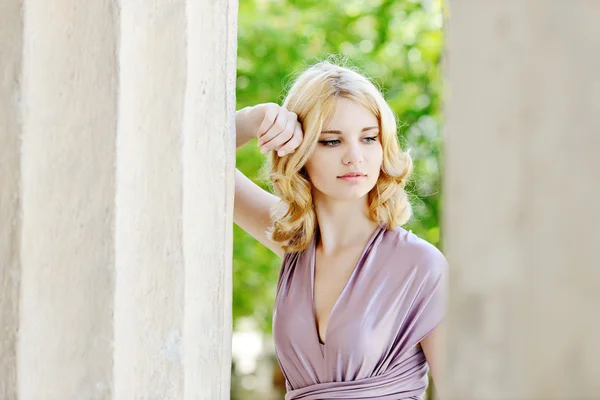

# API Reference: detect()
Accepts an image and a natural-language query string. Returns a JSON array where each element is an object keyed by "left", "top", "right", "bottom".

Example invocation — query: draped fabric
[{"left": 272, "top": 224, "right": 448, "bottom": 399}]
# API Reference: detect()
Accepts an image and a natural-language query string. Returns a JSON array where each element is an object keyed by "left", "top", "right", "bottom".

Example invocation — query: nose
[{"left": 342, "top": 142, "right": 364, "bottom": 166}]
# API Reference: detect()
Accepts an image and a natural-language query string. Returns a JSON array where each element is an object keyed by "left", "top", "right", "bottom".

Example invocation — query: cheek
[
  {"left": 305, "top": 151, "right": 332, "bottom": 180},
  {"left": 304, "top": 158, "right": 321, "bottom": 185},
  {"left": 369, "top": 144, "right": 384, "bottom": 168}
]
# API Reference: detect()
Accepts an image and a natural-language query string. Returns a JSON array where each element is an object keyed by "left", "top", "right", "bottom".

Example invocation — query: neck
[{"left": 313, "top": 194, "right": 380, "bottom": 255}]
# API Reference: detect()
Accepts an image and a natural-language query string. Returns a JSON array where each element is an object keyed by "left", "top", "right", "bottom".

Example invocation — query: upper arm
[
  {"left": 234, "top": 169, "right": 285, "bottom": 258},
  {"left": 420, "top": 323, "right": 446, "bottom": 399},
  {"left": 415, "top": 240, "right": 448, "bottom": 398}
]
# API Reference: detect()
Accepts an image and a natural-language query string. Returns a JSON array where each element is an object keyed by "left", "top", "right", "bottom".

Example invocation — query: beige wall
[
  {"left": 0, "top": 0, "right": 237, "bottom": 399},
  {"left": 444, "top": 1, "right": 600, "bottom": 398}
]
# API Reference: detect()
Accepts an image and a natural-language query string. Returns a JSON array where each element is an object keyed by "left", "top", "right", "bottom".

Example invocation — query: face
[{"left": 304, "top": 97, "right": 383, "bottom": 202}]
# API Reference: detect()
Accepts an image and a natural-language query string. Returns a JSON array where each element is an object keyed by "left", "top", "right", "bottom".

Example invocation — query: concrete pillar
[
  {"left": 182, "top": 1, "right": 237, "bottom": 398},
  {"left": 17, "top": 0, "right": 118, "bottom": 398},
  {"left": 114, "top": 0, "right": 237, "bottom": 398},
  {"left": 1, "top": 0, "right": 237, "bottom": 398},
  {"left": 0, "top": 0, "right": 23, "bottom": 398},
  {"left": 113, "top": 1, "right": 187, "bottom": 397},
  {"left": 444, "top": 1, "right": 600, "bottom": 399}
]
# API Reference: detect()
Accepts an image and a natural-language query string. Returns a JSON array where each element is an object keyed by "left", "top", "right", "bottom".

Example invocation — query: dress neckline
[{"left": 309, "top": 222, "right": 386, "bottom": 348}]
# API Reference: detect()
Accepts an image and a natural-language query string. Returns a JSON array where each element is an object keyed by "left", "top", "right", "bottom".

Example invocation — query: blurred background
[{"left": 232, "top": 0, "right": 445, "bottom": 398}]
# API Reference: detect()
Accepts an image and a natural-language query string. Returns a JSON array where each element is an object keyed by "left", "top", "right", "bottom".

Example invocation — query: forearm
[{"left": 235, "top": 104, "right": 265, "bottom": 149}]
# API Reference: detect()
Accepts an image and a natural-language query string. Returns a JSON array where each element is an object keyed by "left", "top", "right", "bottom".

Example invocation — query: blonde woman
[{"left": 234, "top": 60, "right": 448, "bottom": 400}]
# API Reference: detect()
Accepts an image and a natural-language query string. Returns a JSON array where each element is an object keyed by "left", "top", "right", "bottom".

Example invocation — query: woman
[{"left": 234, "top": 60, "right": 448, "bottom": 399}]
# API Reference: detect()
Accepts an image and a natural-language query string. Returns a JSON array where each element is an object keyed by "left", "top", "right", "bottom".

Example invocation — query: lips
[{"left": 338, "top": 171, "right": 366, "bottom": 178}]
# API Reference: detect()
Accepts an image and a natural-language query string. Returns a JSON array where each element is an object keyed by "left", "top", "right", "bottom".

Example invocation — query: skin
[
  {"left": 234, "top": 100, "right": 444, "bottom": 398},
  {"left": 421, "top": 322, "right": 445, "bottom": 398},
  {"left": 304, "top": 97, "right": 384, "bottom": 347},
  {"left": 304, "top": 97, "right": 383, "bottom": 254}
]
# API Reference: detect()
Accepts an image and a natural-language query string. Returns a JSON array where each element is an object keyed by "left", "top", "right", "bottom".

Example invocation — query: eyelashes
[
  {"left": 319, "top": 139, "right": 341, "bottom": 147},
  {"left": 318, "top": 136, "right": 379, "bottom": 147}
]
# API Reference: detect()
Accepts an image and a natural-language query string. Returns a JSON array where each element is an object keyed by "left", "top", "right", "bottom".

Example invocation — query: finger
[
  {"left": 262, "top": 117, "right": 295, "bottom": 152},
  {"left": 277, "top": 124, "right": 304, "bottom": 157},
  {"left": 257, "top": 111, "right": 287, "bottom": 147},
  {"left": 256, "top": 105, "right": 279, "bottom": 140},
  {"left": 258, "top": 110, "right": 297, "bottom": 149}
]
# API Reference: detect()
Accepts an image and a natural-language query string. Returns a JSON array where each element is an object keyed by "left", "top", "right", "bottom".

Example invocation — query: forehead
[{"left": 323, "top": 97, "right": 378, "bottom": 130}]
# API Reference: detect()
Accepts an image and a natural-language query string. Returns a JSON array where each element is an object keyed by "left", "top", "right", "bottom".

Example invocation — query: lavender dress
[{"left": 272, "top": 223, "right": 448, "bottom": 399}]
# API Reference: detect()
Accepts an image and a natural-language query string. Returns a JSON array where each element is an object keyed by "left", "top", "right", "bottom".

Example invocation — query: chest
[{"left": 313, "top": 248, "right": 364, "bottom": 343}]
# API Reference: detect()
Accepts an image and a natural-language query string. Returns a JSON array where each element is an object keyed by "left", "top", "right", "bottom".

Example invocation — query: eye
[
  {"left": 319, "top": 139, "right": 341, "bottom": 147},
  {"left": 363, "top": 136, "right": 378, "bottom": 143}
]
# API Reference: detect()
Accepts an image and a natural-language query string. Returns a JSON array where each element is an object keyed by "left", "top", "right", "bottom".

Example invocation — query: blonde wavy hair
[{"left": 266, "top": 59, "right": 413, "bottom": 253}]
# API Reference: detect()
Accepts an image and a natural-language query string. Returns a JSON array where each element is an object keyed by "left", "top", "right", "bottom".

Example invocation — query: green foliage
[{"left": 235, "top": 0, "right": 444, "bottom": 333}]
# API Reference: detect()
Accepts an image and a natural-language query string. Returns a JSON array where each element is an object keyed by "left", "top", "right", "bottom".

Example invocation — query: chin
[
  {"left": 327, "top": 184, "right": 374, "bottom": 202},
  {"left": 313, "top": 178, "right": 377, "bottom": 202}
]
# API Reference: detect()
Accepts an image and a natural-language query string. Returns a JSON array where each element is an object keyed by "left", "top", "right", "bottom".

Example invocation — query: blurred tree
[{"left": 234, "top": 0, "right": 444, "bottom": 335}]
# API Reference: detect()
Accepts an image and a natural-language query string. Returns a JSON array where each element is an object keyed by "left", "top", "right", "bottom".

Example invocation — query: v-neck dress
[{"left": 272, "top": 224, "right": 448, "bottom": 400}]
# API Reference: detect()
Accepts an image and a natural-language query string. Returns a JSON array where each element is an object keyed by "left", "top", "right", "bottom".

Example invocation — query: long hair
[{"left": 266, "top": 59, "right": 413, "bottom": 253}]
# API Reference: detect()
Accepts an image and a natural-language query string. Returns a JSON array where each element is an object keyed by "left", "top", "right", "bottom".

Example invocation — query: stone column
[
  {"left": 113, "top": 1, "right": 188, "bottom": 397},
  {"left": 444, "top": 1, "right": 600, "bottom": 399},
  {"left": 114, "top": 0, "right": 237, "bottom": 398},
  {"left": 182, "top": 0, "right": 238, "bottom": 399},
  {"left": 17, "top": 0, "right": 118, "bottom": 398},
  {"left": 0, "top": 0, "right": 23, "bottom": 398},
  {"left": 1, "top": 0, "right": 237, "bottom": 398}
]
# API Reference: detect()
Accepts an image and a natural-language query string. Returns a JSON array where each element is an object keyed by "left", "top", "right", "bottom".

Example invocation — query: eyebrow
[{"left": 321, "top": 126, "right": 379, "bottom": 134}]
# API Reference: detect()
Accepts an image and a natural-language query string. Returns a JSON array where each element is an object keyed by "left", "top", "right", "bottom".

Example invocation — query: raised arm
[{"left": 234, "top": 103, "right": 303, "bottom": 258}]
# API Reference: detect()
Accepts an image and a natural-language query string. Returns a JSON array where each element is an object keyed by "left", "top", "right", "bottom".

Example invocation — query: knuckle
[
  {"left": 264, "top": 103, "right": 277, "bottom": 115},
  {"left": 277, "top": 136, "right": 289, "bottom": 147},
  {"left": 264, "top": 113, "right": 276, "bottom": 126},
  {"left": 269, "top": 135, "right": 281, "bottom": 145}
]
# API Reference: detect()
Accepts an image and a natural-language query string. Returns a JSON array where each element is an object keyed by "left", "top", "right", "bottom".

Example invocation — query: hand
[{"left": 255, "top": 103, "right": 303, "bottom": 157}]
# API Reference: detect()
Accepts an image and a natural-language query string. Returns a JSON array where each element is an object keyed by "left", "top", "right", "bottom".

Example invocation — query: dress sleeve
[{"left": 410, "top": 243, "right": 449, "bottom": 343}]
